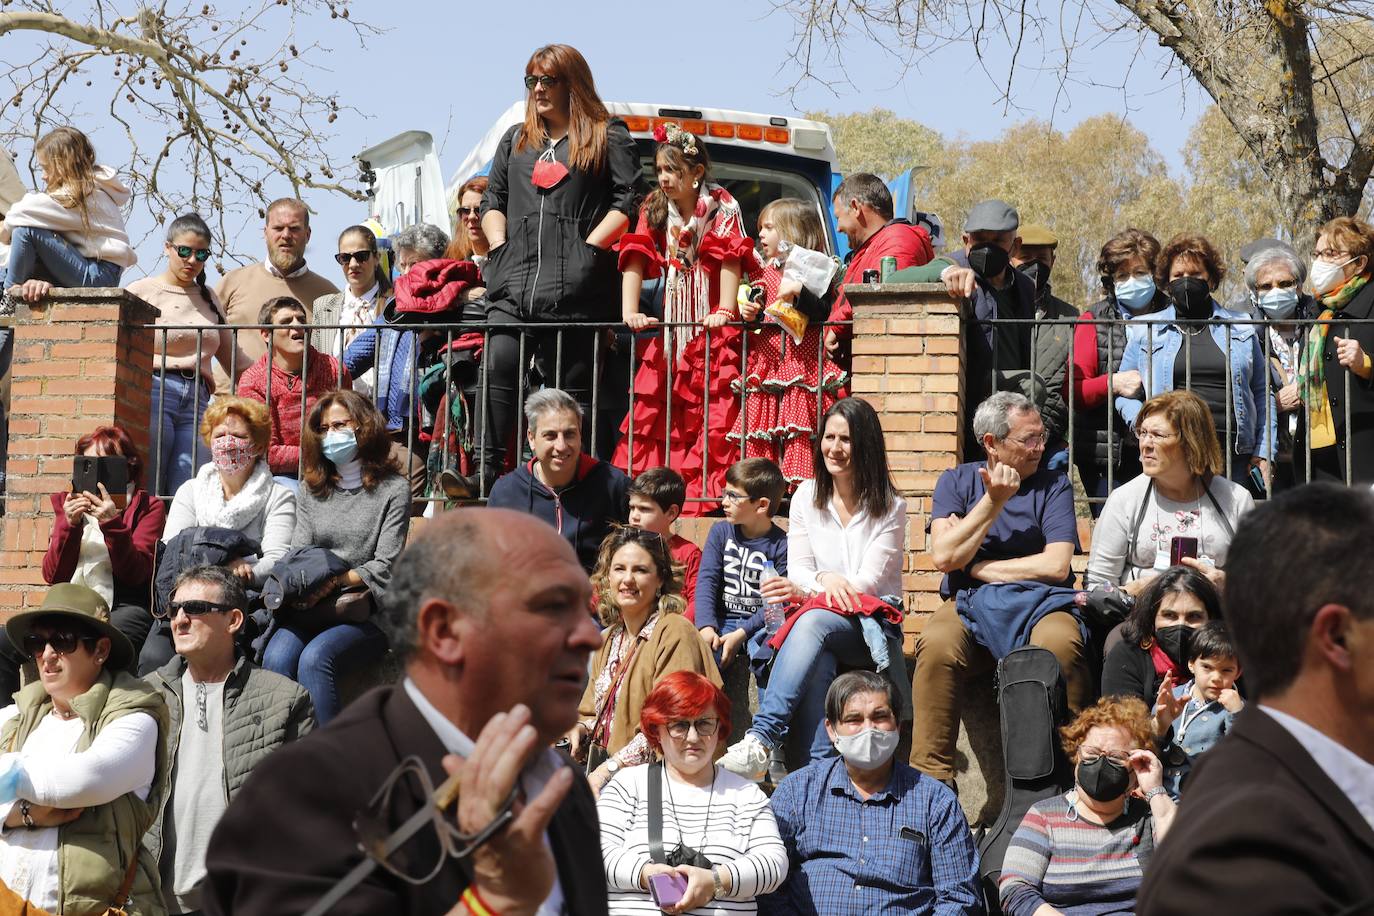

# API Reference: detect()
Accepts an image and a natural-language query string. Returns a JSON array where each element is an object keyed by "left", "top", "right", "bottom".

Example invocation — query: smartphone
[
  {"left": 649, "top": 873, "right": 688, "bottom": 908},
  {"left": 1248, "top": 463, "right": 1266, "bottom": 492},
  {"left": 72, "top": 455, "right": 129, "bottom": 496},
  {"left": 1170, "top": 536, "right": 1199, "bottom": 566}
]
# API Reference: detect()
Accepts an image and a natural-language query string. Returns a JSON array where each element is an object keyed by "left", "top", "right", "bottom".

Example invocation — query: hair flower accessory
[{"left": 658, "top": 121, "right": 699, "bottom": 157}]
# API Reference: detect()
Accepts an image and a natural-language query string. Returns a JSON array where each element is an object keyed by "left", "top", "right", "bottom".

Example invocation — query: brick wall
[
  {"left": 847, "top": 283, "right": 966, "bottom": 652},
  {"left": 0, "top": 289, "right": 157, "bottom": 618}
]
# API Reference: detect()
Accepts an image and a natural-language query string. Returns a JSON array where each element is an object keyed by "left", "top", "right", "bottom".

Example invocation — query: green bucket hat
[{"left": 7, "top": 583, "right": 134, "bottom": 672}]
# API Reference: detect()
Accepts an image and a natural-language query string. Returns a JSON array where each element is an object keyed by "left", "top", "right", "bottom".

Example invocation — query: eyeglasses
[
  {"left": 1079, "top": 746, "right": 1132, "bottom": 764},
  {"left": 22, "top": 631, "right": 99, "bottom": 658},
  {"left": 1312, "top": 248, "right": 1352, "bottom": 261},
  {"left": 335, "top": 249, "right": 374, "bottom": 266},
  {"left": 155, "top": 599, "right": 237, "bottom": 620},
  {"left": 1137, "top": 429, "right": 1178, "bottom": 444},
  {"left": 666, "top": 718, "right": 720, "bottom": 739},
  {"left": 456, "top": 206, "right": 480, "bottom": 217},
  {"left": 721, "top": 489, "right": 753, "bottom": 504},
  {"left": 322, "top": 418, "right": 358, "bottom": 433},
  {"left": 524, "top": 75, "right": 559, "bottom": 89},
  {"left": 172, "top": 245, "right": 212, "bottom": 262},
  {"left": 1006, "top": 434, "right": 1046, "bottom": 449}
]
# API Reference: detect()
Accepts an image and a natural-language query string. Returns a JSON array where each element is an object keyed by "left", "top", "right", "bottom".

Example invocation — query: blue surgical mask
[
  {"left": 1113, "top": 275, "right": 1156, "bottom": 314},
  {"left": 1255, "top": 287, "right": 1299, "bottom": 320},
  {"left": 321, "top": 429, "right": 358, "bottom": 465}
]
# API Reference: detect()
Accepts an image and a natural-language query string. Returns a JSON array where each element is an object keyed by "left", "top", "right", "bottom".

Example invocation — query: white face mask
[
  {"left": 832, "top": 726, "right": 900, "bottom": 770},
  {"left": 1311, "top": 257, "right": 1354, "bottom": 296}
]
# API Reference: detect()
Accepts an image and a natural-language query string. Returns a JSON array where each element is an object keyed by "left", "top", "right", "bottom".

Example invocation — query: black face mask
[
  {"left": 1018, "top": 259, "right": 1051, "bottom": 295},
  {"left": 1168, "top": 276, "right": 1213, "bottom": 319},
  {"left": 1077, "top": 755, "right": 1131, "bottom": 802},
  {"left": 968, "top": 243, "right": 1011, "bottom": 281},
  {"left": 1155, "top": 624, "right": 1194, "bottom": 669}
]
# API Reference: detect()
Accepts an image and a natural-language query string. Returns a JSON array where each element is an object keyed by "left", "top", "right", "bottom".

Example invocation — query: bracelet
[
  {"left": 711, "top": 865, "right": 725, "bottom": 899},
  {"left": 1142, "top": 785, "right": 1168, "bottom": 803},
  {"left": 19, "top": 800, "right": 34, "bottom": 829},
  {"left": 461, "top": 885, "right": 499, "bottom": 916}
]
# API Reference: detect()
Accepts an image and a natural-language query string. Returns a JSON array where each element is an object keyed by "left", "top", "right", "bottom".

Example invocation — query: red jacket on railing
[
  {"left": 238, "top": 347, "right": 352, "bottom": 476},
  {"left": 828, "top": 219, "right": 935, "bottom": 336}
]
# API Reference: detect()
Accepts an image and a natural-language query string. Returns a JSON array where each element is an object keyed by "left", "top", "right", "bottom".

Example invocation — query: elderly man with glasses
[
  {"left": 912, "top": 390, "right": 1089, "bottom": 785},
  {"left": 144, "top": 564, "right": 314, "bottom": 916}
]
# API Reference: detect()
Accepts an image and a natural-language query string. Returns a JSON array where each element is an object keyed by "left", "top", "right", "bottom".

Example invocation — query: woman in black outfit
[
  {"left": 1100, "top": 565, "right": 1220, "bottom": 705},
  {"left": 475, "top": 43, "right": 639, "bottom": 489}
]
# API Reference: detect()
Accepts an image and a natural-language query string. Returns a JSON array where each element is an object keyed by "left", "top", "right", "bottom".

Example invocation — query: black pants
[
  {"left": 472, "top": 311, "right": 598, "bottom": 485},
  {"left": 0, "top": 599, "right": 152, "bottom": 703}
]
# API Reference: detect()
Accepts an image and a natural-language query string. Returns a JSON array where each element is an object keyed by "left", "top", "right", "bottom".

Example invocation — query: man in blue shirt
[
  {"left": 914, "top": 391, "right": 1088, "bottom": 784},
  {"left": 761, "top": 670, "right": 983, "bottom": 915}
]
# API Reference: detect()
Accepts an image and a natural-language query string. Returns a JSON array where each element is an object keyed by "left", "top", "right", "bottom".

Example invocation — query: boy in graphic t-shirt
[{"left": 694, "top": 457, "right": 789, "bottom": 745}]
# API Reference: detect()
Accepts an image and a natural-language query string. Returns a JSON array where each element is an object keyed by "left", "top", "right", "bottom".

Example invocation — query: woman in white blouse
[
  {"left": 0, "top": 584, "right": 167, "bottom": 915},
  {"left": 598, "top": 671, "right": 787, "bottom": 915},
  {"left": 720, "top": 398, "right": 908, "bottom": 779}
]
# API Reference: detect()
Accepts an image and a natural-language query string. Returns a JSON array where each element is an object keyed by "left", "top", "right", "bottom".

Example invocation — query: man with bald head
[{"left": 202, "top": 509, "right": 608, "bottom": 916}]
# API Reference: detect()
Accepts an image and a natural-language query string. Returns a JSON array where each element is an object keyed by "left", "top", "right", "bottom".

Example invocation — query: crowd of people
[{"left": 0, "top": 39, "right": 1371, "bottom": 916}]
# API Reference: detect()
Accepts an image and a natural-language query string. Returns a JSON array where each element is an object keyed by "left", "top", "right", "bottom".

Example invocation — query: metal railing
[
  {"left": 974, "top": 312, "right": 1373, "bottom": 505},
  {"left": 144, "top": 318, "right": 853, "bottom": 504}
]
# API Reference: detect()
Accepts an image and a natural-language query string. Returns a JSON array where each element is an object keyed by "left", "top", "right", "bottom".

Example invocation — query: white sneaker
[{"left": 719, "top": 732, "right": 771, "bottom": 782}]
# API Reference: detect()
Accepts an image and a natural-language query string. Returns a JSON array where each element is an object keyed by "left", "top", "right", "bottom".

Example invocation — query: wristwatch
[
  {"left": 604, "top": 758, "right": 622, "bottom": 776},
  {"left": 711, "top": 865, "right": 724, "bottom": 898},
  {"left": 1142, "top": 785, "right": 1168, "bottom": 802}
]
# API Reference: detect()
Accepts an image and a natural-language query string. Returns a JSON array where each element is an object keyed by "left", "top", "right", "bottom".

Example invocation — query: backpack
[{"left": 976, "top": 645, "right": 1074, "bottom": 914}]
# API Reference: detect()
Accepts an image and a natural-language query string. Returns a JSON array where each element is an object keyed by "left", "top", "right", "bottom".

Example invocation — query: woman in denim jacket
[{"left": 1115, "top": 233, "right": 1276, "bottom": 489}]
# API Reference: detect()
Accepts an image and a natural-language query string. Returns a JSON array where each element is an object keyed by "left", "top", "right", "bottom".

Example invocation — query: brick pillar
[
  {"left": 847, "top": 283, "right": 965, "bottom": 653},
  {"left": 0, "top": 289, "right": 157, "bottom": 617}
]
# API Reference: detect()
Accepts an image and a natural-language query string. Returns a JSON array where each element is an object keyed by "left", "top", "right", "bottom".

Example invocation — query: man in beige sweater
[{"left": 213, "top": 198, "right": 337, "bottom": 392}]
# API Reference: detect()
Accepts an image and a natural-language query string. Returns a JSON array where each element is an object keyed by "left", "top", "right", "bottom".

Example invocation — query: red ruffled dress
[
  {"left": 613, "top": 187, "right": 754, "bottom": 513},
  {"left": 730, "top": 262, "right": 848, "bottom": 484}
]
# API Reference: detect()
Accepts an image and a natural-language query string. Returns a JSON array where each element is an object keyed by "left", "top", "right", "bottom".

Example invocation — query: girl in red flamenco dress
[
  {"left": 615, "top": 123, "right": 753, "bottom": 513},
  {"left": 732, "top": 197, "right": 848, "bottom": 484}
]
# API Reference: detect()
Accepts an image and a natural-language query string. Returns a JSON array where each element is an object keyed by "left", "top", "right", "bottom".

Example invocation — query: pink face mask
[{"left": 211, "top": 434, "right": 256, "bottom": 474}]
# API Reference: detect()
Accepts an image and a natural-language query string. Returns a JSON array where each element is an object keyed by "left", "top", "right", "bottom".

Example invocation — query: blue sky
[{"left": 15, "top": 0, "right": 1211, "bottom": 276}]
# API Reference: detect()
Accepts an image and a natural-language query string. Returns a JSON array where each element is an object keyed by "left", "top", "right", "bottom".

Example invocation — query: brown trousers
[{"left": 910, "top": 597, "right": 1091, "bottom": 781}]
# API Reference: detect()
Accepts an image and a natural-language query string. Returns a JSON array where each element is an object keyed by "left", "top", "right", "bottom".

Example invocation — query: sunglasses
[
  {"left": 524, "top": 75, "right": 559, "bottom": 89},
  {"left": 665, "top": 718, "right": 720, "bottom": 739},
  {"left": 456, "top": 206, "right": 480, "bottom": 217},
  {"left": 23, "top": 631, "right": 99, "bottom": 658},
  {"left": 155, "top": 599, "right": 236, "bottom": 620},
  {"left": 335, "top": 249, "right": 375, "bottom": 266},
  {"left": 172, "top": 245, "right": 212, "bottom": 262}
]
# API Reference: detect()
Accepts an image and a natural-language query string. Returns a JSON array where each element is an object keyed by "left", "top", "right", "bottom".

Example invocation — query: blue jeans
[
  {"left": 263, "top": 620, "right": 388, "bottom": 724},
  {"left": 3, "top": 226, "right": 122, "bottom": 288},
  {"left": 749, "top": 610, "right": 872, "bottom": 766},
  {"left": 152, "top": 371, "right": 209, "bottom": 495}
]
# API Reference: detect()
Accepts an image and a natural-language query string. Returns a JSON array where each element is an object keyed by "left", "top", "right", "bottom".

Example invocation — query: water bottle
[{"left": 761, "top": 560, "right": 786, "bottom": 635}]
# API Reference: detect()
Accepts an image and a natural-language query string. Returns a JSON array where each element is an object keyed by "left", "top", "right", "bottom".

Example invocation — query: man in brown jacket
[
  {"left": 203, "top": 510, "right": 609, "bottom": 916},
  {"left": 1138, "top": 483, "right": 1374, "bottom": 915}
]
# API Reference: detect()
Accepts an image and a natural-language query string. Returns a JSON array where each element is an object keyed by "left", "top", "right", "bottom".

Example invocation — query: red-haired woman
[
  {"left": 474, "top": 44, "right": 639, "bottom": 488},
  {"left": 444, "top": 175, "right": 492, "bottom": 267},
  {"left": 0, "top": 425, "right": 166, "bottom": 698},
  {"left": 597, "top": 671, "right": 789, "bottom": 915},
  {"left": 615, "top": 124, "right": 754, "bottom": 511}
]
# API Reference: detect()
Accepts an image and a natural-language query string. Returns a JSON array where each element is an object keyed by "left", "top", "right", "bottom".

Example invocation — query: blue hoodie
[{"left": 486, "top": 454, "right": 630, "bottom": 571}]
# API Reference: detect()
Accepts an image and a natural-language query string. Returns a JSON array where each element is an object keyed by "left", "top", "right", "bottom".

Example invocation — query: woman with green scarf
[{"left": 1297, "top": 216, "right": 1374, "bottom": 484}]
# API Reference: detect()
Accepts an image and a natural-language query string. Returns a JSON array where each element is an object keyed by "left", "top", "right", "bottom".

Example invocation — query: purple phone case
[{"left": 649, "top": 873, "right": 688, "bottom": 907}]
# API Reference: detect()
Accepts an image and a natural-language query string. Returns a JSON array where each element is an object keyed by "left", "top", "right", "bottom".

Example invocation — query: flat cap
[
  {"left": 965, "top": 199, "right": 1020, "bottom": 233},
  {"left": 1018, "top": 223, "right": 1057, "bottom": 248}
]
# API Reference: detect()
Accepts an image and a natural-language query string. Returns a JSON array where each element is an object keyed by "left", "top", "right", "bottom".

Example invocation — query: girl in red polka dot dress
[{"left": 732, "top": 198, "right": 847, "bottom": 484}]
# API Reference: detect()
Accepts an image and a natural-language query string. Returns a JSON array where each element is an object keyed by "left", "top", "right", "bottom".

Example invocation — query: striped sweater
[
  {"left": 597, "top": 763, "right": 788, "bottom": 915},
  {"left": 998, "top": 792, "right": 1155, "bottom": 916}
]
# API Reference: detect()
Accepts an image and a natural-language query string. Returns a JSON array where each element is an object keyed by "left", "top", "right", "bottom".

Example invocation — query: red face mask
[{"left": 530, "top": 147, "right": 569, "bottom": 191}]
